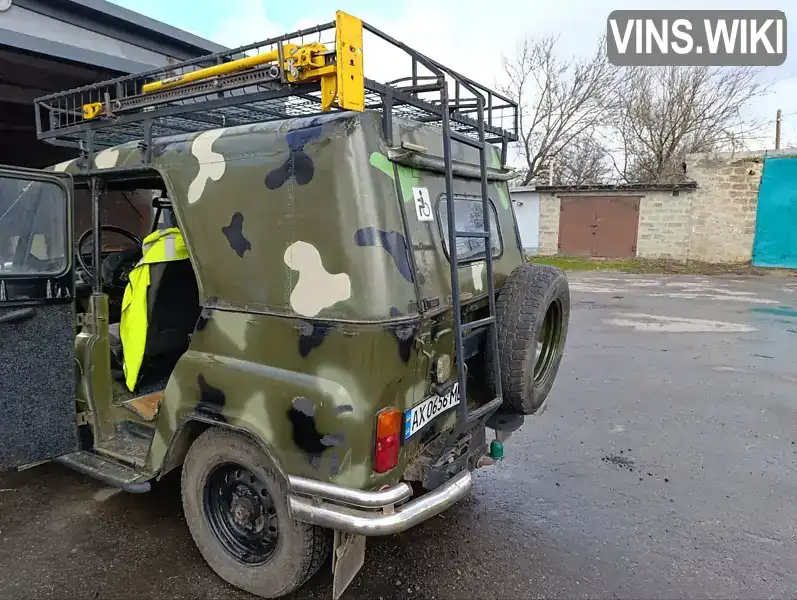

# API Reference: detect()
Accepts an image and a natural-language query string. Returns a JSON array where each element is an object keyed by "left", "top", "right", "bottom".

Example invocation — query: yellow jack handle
[{"left": 141, "top": 46, "right": 296, "bottom": 95}]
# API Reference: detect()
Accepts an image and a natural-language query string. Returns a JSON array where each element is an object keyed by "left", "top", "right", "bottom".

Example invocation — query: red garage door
[{"left": 559, "top": 196, "right": 640, "bottom": 258}]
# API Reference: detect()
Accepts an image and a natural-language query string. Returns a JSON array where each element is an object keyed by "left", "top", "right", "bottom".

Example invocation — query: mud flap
[{"left": 332, "top": 530, "right": 366, "bottom": 600}]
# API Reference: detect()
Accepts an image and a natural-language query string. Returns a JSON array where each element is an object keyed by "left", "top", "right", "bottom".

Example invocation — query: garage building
[{"left": 511, "top": 183, "right": 697, "bottom": 260}]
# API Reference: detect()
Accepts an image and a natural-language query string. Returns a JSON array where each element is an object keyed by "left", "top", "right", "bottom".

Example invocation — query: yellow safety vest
[{"left": 120, "top": 227, "right": 189, "bottom": 391}]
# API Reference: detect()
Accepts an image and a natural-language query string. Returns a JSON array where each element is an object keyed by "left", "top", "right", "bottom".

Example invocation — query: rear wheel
[
  {"left": 486, "top": 263, "right": 570, "bottom": 415},
  {"left": 181, "top": 428, "right": 330, "bottom": 598}
]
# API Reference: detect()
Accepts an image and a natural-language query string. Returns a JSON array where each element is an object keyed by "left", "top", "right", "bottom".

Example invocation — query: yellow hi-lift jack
[{"left": 82, "top": 10, "right": 364, "bottom": 121}]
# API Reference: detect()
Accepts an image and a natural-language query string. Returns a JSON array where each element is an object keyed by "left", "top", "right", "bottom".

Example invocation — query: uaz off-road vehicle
[{"left": 0, "top": 11, "right": 569, "bottom": 599}]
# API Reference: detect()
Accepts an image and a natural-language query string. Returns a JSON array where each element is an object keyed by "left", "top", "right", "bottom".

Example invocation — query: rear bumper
[{"left": 287, "top": 470, "right": 472, "bottom": 536}]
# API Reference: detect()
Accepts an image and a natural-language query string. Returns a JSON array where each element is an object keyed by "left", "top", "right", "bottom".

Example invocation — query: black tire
[
  {"left": 181, "top": 428, "right": 330, "bottom": 598},
  {"left": 485, "top": 263, "right": 570, "bottom": 415}
]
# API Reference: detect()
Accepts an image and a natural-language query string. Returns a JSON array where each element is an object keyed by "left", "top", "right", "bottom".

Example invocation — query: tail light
[{"left": 374, "top": 408, "right": 402, "bottom": 473}]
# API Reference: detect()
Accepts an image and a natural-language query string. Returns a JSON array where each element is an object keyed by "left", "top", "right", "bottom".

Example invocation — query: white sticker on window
[{"left": 412, "top": 187, "right": 434, "bottom": 222}]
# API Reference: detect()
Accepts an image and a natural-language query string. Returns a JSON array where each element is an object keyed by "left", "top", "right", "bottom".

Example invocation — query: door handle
[{"left": 0, "top": 307, "right": 35, "bottom": 325}]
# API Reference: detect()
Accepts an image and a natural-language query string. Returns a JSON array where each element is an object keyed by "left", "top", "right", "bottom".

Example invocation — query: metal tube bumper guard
[{"left": 287, "top": 470, "right": 472, "bottom": 536}]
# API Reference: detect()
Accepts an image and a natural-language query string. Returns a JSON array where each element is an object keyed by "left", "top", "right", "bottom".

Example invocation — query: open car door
[{"left": 0, "top": 166, "right": 78, "bottom": 470}]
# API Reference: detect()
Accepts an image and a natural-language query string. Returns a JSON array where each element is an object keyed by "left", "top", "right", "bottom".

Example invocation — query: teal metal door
[{"left": 752, "top": 156, "right": 797, "bottom": 268}]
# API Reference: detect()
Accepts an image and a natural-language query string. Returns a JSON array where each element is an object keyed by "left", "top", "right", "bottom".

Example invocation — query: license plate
[{"left": 404, "top": 382, "right": 460, "bottom": 440}]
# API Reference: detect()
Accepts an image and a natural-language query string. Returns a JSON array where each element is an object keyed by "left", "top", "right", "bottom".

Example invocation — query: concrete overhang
[{"left": 0, "top": 0, "right": 228, "bottom": 74}]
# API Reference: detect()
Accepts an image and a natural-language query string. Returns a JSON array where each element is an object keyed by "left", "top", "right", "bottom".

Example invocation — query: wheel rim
[
  {"left": 203, "top": 463, "right": 278, "bottom": 565},
  {"left": 533, "top": 299, "right": 564, "bottom": 386}
]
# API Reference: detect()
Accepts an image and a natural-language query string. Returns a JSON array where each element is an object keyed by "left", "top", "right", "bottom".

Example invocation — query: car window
[
  {"left": 0, "top": 177, "right": 68, "bottom": 276},
  {"left": 437, "top": 196, "right": 502, "bottom": 263}
]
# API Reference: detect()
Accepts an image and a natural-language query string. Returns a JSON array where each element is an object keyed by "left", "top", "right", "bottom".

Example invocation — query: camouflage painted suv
[{"left": 0, "top": 11, "right": 569, "bottom": 599}]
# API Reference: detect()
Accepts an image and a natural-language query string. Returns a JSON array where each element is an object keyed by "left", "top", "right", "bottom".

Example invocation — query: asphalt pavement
[{"left": 1, "top": 271, "right": 796, "bottom": 599}]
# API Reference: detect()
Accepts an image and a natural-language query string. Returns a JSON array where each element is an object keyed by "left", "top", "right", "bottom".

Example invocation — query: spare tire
[{"left": 485, "top": 263, "right": 570, "bottom": 415}]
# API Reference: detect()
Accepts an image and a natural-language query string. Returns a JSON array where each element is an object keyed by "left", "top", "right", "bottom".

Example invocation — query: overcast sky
[{"left": 109, "top": 0, "right": 796, "bottom": 149}]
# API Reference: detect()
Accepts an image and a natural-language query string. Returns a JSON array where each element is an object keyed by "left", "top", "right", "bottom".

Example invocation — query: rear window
[{"left": 437, "top": 195, "right": 502, "bottom": 263}]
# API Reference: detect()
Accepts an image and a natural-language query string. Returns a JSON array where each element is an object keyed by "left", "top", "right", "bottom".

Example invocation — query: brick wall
[
  {"left": 537, "top": 193, "right": 560, "bottom": 255},
  {"left": 685, "top": 151, "right": 764, "bottom": 263},
  {"left": 524, "top": 149, "right": 795, "bottom": 263},
  {"left": 636, "top": 190, "right": 692, "bottom": 260}
]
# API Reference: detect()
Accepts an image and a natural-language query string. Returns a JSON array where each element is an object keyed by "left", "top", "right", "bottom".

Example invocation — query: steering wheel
[{"left": 76, "top": 226, "right": 143, "bottom": 289}]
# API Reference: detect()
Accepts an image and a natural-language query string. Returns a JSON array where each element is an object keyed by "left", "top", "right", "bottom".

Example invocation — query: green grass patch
[
  {"left": 528, "top": 256, "right": 640, "bottom": 272},
  {"left": 526, "top": 255, "right": 796, "bottom": 277}
]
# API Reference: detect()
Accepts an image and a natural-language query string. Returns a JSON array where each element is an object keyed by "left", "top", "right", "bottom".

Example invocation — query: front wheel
[{"left": 181, "top": 428, "right": 330, "bottom": 598}]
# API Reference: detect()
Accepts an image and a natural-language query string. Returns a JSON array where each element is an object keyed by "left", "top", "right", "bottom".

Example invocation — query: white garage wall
[{"left": 509, "top": 188, "right": 540, "bottom": 254}]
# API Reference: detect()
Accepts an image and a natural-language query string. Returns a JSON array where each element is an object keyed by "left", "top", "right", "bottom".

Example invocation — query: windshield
[{"left": 0, "top": 176, "right": 68, "bottom": 276}]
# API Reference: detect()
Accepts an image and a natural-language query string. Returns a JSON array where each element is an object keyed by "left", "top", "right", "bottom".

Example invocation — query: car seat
[{"left": 110, "top": 258, "right": 200, "bottom": 389}]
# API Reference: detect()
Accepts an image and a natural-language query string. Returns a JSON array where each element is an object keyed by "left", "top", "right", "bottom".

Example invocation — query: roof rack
[{"left": 33, "top": 10, "right": 518, "bottom": 160}]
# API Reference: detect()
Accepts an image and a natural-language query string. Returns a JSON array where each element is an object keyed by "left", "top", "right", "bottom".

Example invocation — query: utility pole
[
  {"left": 548, "top": 159, "right": 554, "bottom": 186},
  {"left": 775, "top": 109, "right": 782, "bottom": 150}
]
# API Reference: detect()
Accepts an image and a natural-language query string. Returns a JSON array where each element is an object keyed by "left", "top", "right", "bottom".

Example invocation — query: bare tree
[
  {"left": 609, "top": 65, "right": 769, "bottom": 183},
  {"left": 500, "top": 35, "right": 619, "bottom": 186},
  {"left": 551, "top": 133, "right": 612, "bottom": 186}
]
